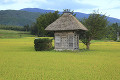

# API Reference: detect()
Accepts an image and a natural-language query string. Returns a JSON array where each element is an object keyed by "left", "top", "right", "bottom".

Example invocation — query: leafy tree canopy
[
  {"left": 31, "top": 11, "right": 60, "bottom": 36},
  {"left": 80, "top": 10, "right": 108, "bottom": 50}
]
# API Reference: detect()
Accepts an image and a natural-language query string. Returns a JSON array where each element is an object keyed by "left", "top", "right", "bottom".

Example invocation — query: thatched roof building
[
  {"left": 45, "top": 12, "right": 88, "bottom": 50},
  {"left": 45, "top": 12, "right": 87, "bottom": 31}
]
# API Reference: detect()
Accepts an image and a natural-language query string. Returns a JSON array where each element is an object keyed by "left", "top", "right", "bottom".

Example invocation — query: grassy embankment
[{"left": 0, "top": 29, "right": 120, "bottom": 80}]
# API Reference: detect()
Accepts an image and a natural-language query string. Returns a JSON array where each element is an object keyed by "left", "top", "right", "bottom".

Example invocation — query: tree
[
  {"left": 111, "top": 23, "right": 119, "bottom": 32},
  {"left": 30, "top": 23, "right": 38, "bottom": 35},
  {"left": 111, "top": 23, "right": 120, "bottom": 41},
  {"left": 105, "top": 25, "right": 116, "bottom": 40},
  {"left": 34, "top": 11, "right": 60, "bottom": 36},
  {"left": 80, "top": 11, "right": 108, "bottom": 50},
  {"left": 63, "top": 9, "right": 76, "bottom": 16},
  {"left": 24, "top": 24, "right": 29, "bottom": 31},
  {"left": 105, "top": 23, "right": 120, "bottom": 41}
]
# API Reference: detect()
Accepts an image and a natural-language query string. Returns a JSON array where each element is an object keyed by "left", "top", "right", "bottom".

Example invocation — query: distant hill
[
  {"left": 21, "top": 8, "right": 120, "bottom": 26},
  {"left": 0, "top": 10, "right": 42, "bottom": 26},
  {"left": 21, "top": 8, "right": 90, "bottom": 19},
  {"left": 21, "top": 8, "right": 55, "bottom": 13},
  {"left": 107, "top": 17, "right": 120, "bottom": 25},
  {"left": 0, "top": 8, "right": 120, "bottom": 26}
]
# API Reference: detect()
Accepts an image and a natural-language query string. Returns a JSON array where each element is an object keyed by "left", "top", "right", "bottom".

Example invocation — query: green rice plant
[{"left": 0, "top": 37, "right": 120, "bottom": 80}]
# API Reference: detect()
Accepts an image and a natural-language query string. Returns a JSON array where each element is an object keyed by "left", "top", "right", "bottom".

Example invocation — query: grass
[
  {"left": 0, "top": 29, "right": 34, "bottom": 38},
  {"left": 0, "top": 36, "right": 120, "bottom": 80},
  {"left": 0, "top": 29, "right": 120, "bottom": 80}
]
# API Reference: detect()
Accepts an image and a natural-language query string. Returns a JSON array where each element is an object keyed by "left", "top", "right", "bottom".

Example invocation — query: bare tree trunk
[
  {"left": 86, "top": 43, "right": 90, "bottom": 50},
  {"left": 86, "top": 37, "right": 91, "bottom": 50}
]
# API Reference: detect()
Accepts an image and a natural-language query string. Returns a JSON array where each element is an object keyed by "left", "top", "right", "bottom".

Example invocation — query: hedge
[{"left": 34, "top": 38, "right": 53, "bottom": 51}]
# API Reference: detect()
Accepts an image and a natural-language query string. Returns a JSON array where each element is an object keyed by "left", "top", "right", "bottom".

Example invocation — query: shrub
[
  {"left": 117, "top": 40, "right": 120, "bottom": 42},
  {"left": 34, "top": 38, "right": 53, "bottom": 51}
]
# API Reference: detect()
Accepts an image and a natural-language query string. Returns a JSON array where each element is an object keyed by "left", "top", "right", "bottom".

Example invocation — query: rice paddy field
[{"left": 0, "top": 30, "right": 120, "bottom": 80}]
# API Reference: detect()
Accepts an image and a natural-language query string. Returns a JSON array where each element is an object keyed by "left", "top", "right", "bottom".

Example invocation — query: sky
[{"left": 0, "top": 0, "right": 120, "bottom": 19}]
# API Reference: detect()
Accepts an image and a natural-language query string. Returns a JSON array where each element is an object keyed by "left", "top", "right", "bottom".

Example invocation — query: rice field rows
[{"left": 0, "top": 37, "right": 120, "bottom": 80}]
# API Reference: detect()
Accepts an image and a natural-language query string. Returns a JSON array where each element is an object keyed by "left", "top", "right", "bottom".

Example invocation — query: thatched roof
[{"left": 45, "top": 12, "right": 88, "bottom": 31}]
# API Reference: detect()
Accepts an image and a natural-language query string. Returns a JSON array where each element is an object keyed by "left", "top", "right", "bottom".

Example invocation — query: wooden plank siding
[{"left": 54, "top": 31, "right": 79, "bottom": 50}]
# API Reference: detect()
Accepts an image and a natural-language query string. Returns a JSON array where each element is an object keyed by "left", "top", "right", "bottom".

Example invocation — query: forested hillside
[
  {"left": 0, "top": 8, "right": 120, "bottom": 26},
  {"left": 0, "top": 10, "right": 42, "bottom": 26},
  {"left": 22, "top": 8, "right": 120, "bottom": 25}
]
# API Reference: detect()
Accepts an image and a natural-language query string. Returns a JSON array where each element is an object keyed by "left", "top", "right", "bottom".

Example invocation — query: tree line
[
  {"left": 0, "top": 24, "right": 30, "bottom": 31},
  {"left": 106, "top": 23, "right": 120, "bottom": 41}
]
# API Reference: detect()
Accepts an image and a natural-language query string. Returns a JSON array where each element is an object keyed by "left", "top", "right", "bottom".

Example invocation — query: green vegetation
[
  {"left": 0, "top": 37, "right": 120, "bottom": 80},
  {"left": 0, "top": 29, "right": 34, "bottom": 38},
  {"left": 34, "top": 38, "right": 53, "bottom": 51},
  {"left": 106, "top": 23, "right": 120, "bottom": 40},
  {"left": 31, "top": 11, "right": 60, "bottom": 36},
  {"left": 0, "top": 24, "right": 25, "bottom": 31},
  {"left": 0, "top": 10, "right": 120, "bottom": 80},
  {"left": 0, "top": 10, "right": 41, "bottom": 26},
  {"left": 80, "top": 10, "right": 108, "bottom": 50},
  {"left": 30, "top": 10, "right": 119, "bottom": 50}
]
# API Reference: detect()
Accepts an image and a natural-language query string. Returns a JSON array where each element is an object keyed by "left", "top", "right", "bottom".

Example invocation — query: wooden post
[
  {"left": 78, "top": 34, "right": 79, "bottom": 49},
  {"left": 54, "top": 33, "right": 56, "bottom": 49},
  {"left": 73, "top": 31, "right": 74, "bottom": 50},
  {"left": 117, "top": 32, "right": 119, "bottom": 41}
]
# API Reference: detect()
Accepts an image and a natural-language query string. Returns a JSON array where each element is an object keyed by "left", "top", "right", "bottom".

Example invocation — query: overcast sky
[{"left": 0, "top": 0, "right": 120, "bottom": 19}]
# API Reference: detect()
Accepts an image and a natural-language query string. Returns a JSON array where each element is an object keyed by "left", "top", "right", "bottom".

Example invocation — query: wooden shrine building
[{"left": 45, "top": 11, "right": 88, "bottom": 50}]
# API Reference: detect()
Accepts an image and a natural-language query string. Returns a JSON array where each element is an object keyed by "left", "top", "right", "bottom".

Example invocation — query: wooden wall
[{"left": 54, "top": 31, "right": 79, "bottom": 50}]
